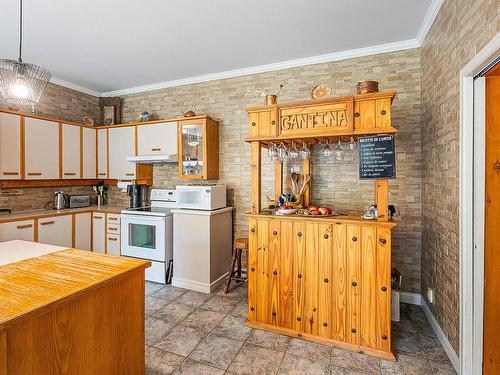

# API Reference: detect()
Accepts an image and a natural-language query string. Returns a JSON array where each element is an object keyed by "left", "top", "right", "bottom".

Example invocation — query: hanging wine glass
[
  {"left": 277, "top": 142, "right": 288, "bottom": 163},
  {"left": 349, "top": 136, "right": 357, "bottom": 151},
  {"left": 268, "top": 142, "right": 278, "bottom": 159},
  {"left": 288, "top": 141, "right": 300, "bottom": 161},
  {"left": 300, "top": 141, "right": 311, "bottom": 160},
  {"left": 335, "top": 139, "right": 345, "bottom": 161},
  {"left": 322, "top": 139, "right": 334, "bottom": 157}
]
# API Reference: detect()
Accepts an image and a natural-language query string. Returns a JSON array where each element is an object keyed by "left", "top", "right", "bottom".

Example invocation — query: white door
[
  {"left": 108, "top": 127, "right": 136, "bottom": 180},
  {"left": 74, "top": 212, "right": 91, "bottom": 250},
  {"left": 0, "top": 220, "right": 35, "bottom": 242},
  {"left": 62, "top": 124, "right": 80, "bottom": 179},
  {"left": 25, "top": 118, "right": 59, "bottom": 179},
  {"left": 82, "top": 127, "right": 97, "bottom": 179},
  {"left": 0, "top": 113, "right": 22, "bottom": 180},
  {"left": 38, "top": 215, "right": 72, "bottom": 247},
  {"left": 97, "top": 128, "right": 108, "bottom": 178},
  {"left": 92, "top": 212, "right": 106, "bottom": 253},
  {"left": 137, "top": 122, "right": 177, "bottom": 155}
]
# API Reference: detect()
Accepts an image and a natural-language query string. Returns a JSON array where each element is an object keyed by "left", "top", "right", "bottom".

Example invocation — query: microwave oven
[{"left": 175, "top": 185, "right": 226, "bottom": 210}]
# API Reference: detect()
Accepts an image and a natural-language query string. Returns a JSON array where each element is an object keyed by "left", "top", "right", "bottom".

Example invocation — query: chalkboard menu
[{"left": 358, "top": 135, "right": 396, "bottom": 179}]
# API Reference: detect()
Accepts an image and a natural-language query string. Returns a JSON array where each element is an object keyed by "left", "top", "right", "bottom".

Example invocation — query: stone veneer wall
[
  {"left": 421, "top": 0, "right": 500, "bottom": 354},
  {"left": 113, "top": 49, "right": 423, "bottom": 294}
]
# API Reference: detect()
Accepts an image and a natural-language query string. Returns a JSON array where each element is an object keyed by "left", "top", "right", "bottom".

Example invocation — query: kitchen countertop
[
  {"left": 0, "top": 240, "right": 65, "bottom": 266},
  {"left": 0, "top": 205, "right": 127, "bottom": 223}
]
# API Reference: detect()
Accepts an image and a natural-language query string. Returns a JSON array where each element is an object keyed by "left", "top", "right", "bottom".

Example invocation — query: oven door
[{"left": 121, "top": 214, "right": 166, "bottom": 262}]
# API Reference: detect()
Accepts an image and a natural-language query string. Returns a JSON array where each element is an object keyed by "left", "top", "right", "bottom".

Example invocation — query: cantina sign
[{"left": 279, "top": 99, "right": 353, "bottom": 136}]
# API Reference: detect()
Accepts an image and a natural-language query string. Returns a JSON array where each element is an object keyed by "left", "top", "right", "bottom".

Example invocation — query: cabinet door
[
  {"left": 0, "top": 113, "right": 22, "bottom": 180},
  {"left": 38, "top": 215, "right": 72, "bottom": 247},
  {"left": 25, "top": 118, "right": 59, "bottom": 179},
  {"left": 268, "top": 220, "right": 281, "bottom": 326},
  {"left": 92, "top": 213, "right": 106, "bottom": 253},
  {"left": 0, "top": 220, "right": 35, "bottom": 242},
  {"left": 354, "top": 100, "right": 376, "bottom": 131},
  {"left": 97, "top": 129, "right": 108, "bottom": 178},
  {"left": 256, "top": 219, "right": 269, "bottom": 324},
  {"left": 106, "top": 233, "right": 120, "bottom": 255},
  {"left": 248, "top": 218, "right": 258, "bottom": 322},
  {"left": 248, "top": 108, "right": 278, "bottom": 138},
  {"left": 376, "top": 227, "right": 391, "bottom": 352},
  {"left": 75, "top": 212, "right": 91, "bottom": 250},
  {"left": 82, "top": 127, "right": 97, "bottom": 179},
  {"left": 346, "top": 225, "right": 361, "bottom": 345},
  {"left": 318, "top": 223, "right": 333, "bottom": 339},
  {"left": 279, "top": 221, "right": 294, "bottom": 329},
  {"left": 332, "top": 223, "right": 347, "bottom": 342},
  {"left": 108, "top": 127, "right": 135, "bottom": 180},
  {"left": 137, "top": 122, "right": 177, "bottom": 156},
  {"left": 178, "top": 121, "right": 205, "bottom": 178},
  {"left": 360, "top": 226, "right": 377, "bottom": 349},
  {"left": 375, "top": 99, "right": 392, "bottom": 129},
  {"left": 303, "top": 222, "right": 319, "bottom": 335},
  {"left": 62, "top": 124, "right": 80, "bottom": 179},
  {"left": 293, "top": 221, "right": 306, "bottom": 332}
]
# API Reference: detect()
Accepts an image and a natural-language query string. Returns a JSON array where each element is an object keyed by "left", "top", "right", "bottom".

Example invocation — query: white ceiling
[{"left": 0, "top": 0, "right": 438, "bottom": 95}]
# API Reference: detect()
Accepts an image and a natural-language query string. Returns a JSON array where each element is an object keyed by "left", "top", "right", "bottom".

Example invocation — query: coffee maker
[{"left": 126, "top": 183, "right": 146, "bottom": 208}]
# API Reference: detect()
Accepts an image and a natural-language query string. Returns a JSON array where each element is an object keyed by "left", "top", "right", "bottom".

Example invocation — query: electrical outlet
[{"left": 427, "top": 287, "right": 435, "bottom": 304}]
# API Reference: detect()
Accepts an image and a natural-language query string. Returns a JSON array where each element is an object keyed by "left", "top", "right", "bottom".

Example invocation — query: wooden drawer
[
  {"left": 106, "top": 233, "right": 120, "bottom": 256},
  {"left": 107, "top": 223, "right": 120, "bottom": 234},
  {"left": 106, "top": 213, "right": 121, "bottom": 224}
]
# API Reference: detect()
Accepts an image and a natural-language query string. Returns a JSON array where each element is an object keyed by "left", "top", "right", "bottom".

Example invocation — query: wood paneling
[
  {"left": 268, "top": 220, "right": 280, "bottom": 326},
  {"left": 376, "top": 227, "right": 391, "bottom": 351},
  {"left": 332, "top": 223, "right": 347, "bottom": 341},
  {"left": 293, "top": 221, "right": 306, "bottom": 332},
  {"left": 248, "top": 218, "right": 258, "bottom": 322},
  {"left": 360, "top": 226, "right": 377, "bottom": 349},
  {"left": 256, "top": 219, "right": 269, "bottom": 323},
  {"left": 251, "top": 142, "right": 261, "bottom": 214},
  {"left": 346, "top": 225, "right": 361, "bottom": 345},
  {"left": 318, "top": 223, "right": 333, "bottom": 338},
  {"left": 303, "top": 222, "right": 319, "bottom": 335},
  {"left": 279, "top": 221, "right": 294, "bottom": 329}
]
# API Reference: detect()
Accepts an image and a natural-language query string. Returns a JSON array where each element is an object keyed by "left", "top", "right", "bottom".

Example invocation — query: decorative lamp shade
[{"left": 0, "top": 59, "right": 51, "bottom": 106}]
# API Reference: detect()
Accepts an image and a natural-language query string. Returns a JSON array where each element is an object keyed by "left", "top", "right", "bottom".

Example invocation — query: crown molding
[
  {"left": 416, "top": 0, "right": 444, "bottom": 45},
  {"left": 49, "top": 77, "right": 101, "bottom": 97},
  {"left": 101, "top": 39, "right": 419, "bottom": 97}
]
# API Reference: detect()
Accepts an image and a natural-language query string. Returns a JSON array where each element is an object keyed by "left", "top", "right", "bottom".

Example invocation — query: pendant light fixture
[{"left": 0, "top": 0, "right": 51, "bottom": 106}]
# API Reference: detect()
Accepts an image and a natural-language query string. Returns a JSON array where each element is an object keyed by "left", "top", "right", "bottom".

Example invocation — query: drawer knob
[
  {"left": 352, "top": 236, "right": 357, "bottom": 242},
  {"left": 297, "top": 273, "right": 302, "bottom": 279},
  {"left": 382, "top": 335, "right": 388, "bottom": 340},
  {"left": 381, "top": 110, "right": 387, "bottom": 115},
  {"left": 251, "top": 267, "right": 255, "bottom": 272},
  {"left": 354, "top": 112, "right": 360, "bottom": 117},
  {"left": 297, "top": 317, "right": 301, "bottom": 321},
  {"left": 250, "top": 307, "right": 255, "bottom": 311},
  {"left": 323, "top": 322, "right": 328, "bottom": 327},
  {"left": 271, "top": 120, "right": 276, "bottom": 125},
  {"left": 297, "top": 232, "right": 302, "bottom": 237},
  {"left": 352, "top": 281, "right": 357, "bottom": 287},
  {"left": 324, "top": 234, "right": 329, "bottom": 239},
  {"left": 272, "top": 312, "right": 276, "bottom": 317},
  {"left": 273, "top": 230, "right": 278, "bottom": 235},
  {"left": 351, "top": 328, "right": 357, "bottom": 333},
  {"left": 381, "top": 286, "right": 387, "bottom": 292},
  {"left": 251, "top": 122, "right": 256, "bottom": 127},
  {"left": 379, "top": 238, "right": 387, "bottom": 244},
  {"left": 251, "top": 228, "right": 256, "bottom": 233},
  {"left": 324, "top": 278, "right": 329, "bottom": 283},
  {"left": 273, "top": 270, "right": 277, "bottom": 275}
]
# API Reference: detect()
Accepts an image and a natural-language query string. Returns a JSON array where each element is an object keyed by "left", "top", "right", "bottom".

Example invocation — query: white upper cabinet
[
  {"left": 82, "top": 127, "right": 97, "bottom": 179},
  {"left": 62, "top": 124, "right": 80, "bottom": 179},
  {"left": 0, "top": 113, "right": 22, "bottom": 180},
  {"left": 137, "top": 122, "right": 177, "bottom": 155},
  {"left": 24, "top": 118, "right": 59, "bottom": 180},
  {"left": 108, "top": 127, "right": 135, "bottom": 180},
  {"left": 97, "top": 128, "right": 108, "bottom": 179}
]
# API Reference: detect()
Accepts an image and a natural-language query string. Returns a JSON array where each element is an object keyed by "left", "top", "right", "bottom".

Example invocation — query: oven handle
[{"left": 121, "top": 215, "right": 166, "bottom": 224}]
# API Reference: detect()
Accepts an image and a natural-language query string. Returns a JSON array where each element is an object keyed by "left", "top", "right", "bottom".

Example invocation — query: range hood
[{"left": 127, "top": 154, "right": 178, "bottom": 164}]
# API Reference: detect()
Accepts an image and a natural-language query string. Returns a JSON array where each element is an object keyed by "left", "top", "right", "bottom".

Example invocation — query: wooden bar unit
[{"left": 245, "top": 90, "right": 397, "bottom": 359}]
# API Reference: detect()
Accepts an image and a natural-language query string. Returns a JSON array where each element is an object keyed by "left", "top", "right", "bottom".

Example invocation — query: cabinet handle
[
  {"left": 323, "top": 322, "right": 328, "bottom": 327},
  {"left": 251, "top": 227, "right": 256, "bottom": 233},
  {"left": 40, "top": 221, "right": 55, "bottom": 226},
  {"left": 151, "top": 148, "right": 161, "bottom": 151},
  {"left": 108, "top": 237, "right": 118, "bottom": 241},
  {"left": 324, "top": 278, "right": 329, "bottom": 283},
  {"left": 94, "top": 216, "right": 103, "bottom": 219},
  {"left": 382, "top": 335, "right": 388, "bottom": 340},
  {"left": 27, "top": 172, "right": 42, "bottom": 176},
  {"left": 381, "top": 110, "right": 387, "bottom": 115},
  {"left": 250, "top": 267, "right": 255, "bottom": 272},
  {"left": 108, "top": 217, "right": 118, "bottom": 221},
  {"left": 2, "top": 172, "right": 19, "bottom": 176},
  {"left": 273, "top": 270, "right": 277, "bottom": 275},
  {"left": 379, "top": 238, "right": 387, "bottom": 244},
  {"left": 352, "top": 281, "right": 357, "bottom": 287},
  {"left": 108, "top": 227, "right": 118, "bottom": 231},
  {"left": 251, "top": 122, "right": 256, "bottom": 127},
  {"left": 272, "top": 312, "right": 276, "bottom": 317},
  {"left": 354, "top": 112, "right": 360, "bottom": 117},
  {"left": 273, "top": 230, "right": 278, "bottom": 235},
  {"left": 271, "top": 120, "right": 276, "bottom": 125},
  {"left": 64, "top": 172, "right": 76, "bottom": 176},
  {"left": 352, "top": 236, "right": 357, "bottom": 242},
  {"left": 297, "top": 273, "right": 302, "bottom": 279},
  {"left": 351, "top": 328, "right": 357, "bottom": 333},
  {"left": 125, "top": 173, "right": 135, "bottom": 176},
  {"left": 98, "top": 173, "right": 107, "bottom": 176},
  {"left": 250, "top": 307, "right": 255, "bottom": 311},
  {"left": 296, "top": 317, "right": 301, "bottom": 322},
  {"left": 381, "top": 286, "right": 387, "bottom": 292},
  {"left": 323, "top": 234, "right": 329, "bottom": 239},
  {"left": 297, "top": 232, "right": 302, "bottom": 237},
  {"left": 17, "top": 224, "right": 33, "bottom": 229}
]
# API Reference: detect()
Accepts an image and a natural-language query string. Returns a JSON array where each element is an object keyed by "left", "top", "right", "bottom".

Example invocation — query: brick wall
[
  {"left": 421, "top": 0, "right": 500, "bottom": 354},
  {"left": 117, "top": 48, "right": 423, "bottom": 294}
]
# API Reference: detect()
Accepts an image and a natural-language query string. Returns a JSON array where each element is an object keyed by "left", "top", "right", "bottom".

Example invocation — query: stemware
[
  {"left": 288, "top": 141, "right": 300, "bottom": 161},
  {"left": 335, "top": 139, "right": 345, "bottom": 161},
  {"left": 300, "top": 141, "right": 311, "bottom": 160},
  {"left": 322, "top": 139, "right": 334, "bottom": 157},
  {"left": 268, "top": 142, "right": 278, "bottom": 159},
  {"left": 349, "top": 136, "right": 357, "bottom": 150},
  {"left": 277, "top": 142, "right": 288, "bottom": 163}
]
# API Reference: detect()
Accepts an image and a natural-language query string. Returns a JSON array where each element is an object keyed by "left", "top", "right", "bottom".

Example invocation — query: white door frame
[{"left": 459, "top": 32, "right": 500, "bottom": 375}]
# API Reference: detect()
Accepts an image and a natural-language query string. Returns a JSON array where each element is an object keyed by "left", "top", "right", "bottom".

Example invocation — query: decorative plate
[
  {"left": 311, "top": 83, "right": 332, "bottom": 99},
  {"left": 83, "top": 116, "right": 94, "bottom": 126}
]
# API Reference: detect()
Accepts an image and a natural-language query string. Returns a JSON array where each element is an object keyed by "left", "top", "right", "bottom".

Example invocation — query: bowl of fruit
[
  {"left": 277, "top": 205, "right": 298, "bottom": 215},
  {"left": 297, "top": 206, "right": 334, "bottom": 216}
]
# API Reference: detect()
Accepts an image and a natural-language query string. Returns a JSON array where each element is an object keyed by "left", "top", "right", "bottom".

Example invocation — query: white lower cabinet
[
  {"left": 74, "top": 212, "right": 91, "bottom": 250},
  {"left": 38, "top": 215, "right": 72, "bottom": 247},
  {"left": 92, "top": 212, "right": 106, "bottom": 253},
  {"left": 106, "top": 233, "right": 120, "bottom": 255},
  {"left": 0, "top": 220, "right": 35, "bottom": 242}
]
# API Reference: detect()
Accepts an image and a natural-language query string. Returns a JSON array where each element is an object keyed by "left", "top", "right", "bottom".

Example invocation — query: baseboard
[
  {"left": 172, "top": 272, "right": 228, "bottom": 294},
  {"left": 399, "top": 291, "right": 423, "bottom": 305},
  {"left": 420, "top": 299, "right": 461, "bottom": 373}
]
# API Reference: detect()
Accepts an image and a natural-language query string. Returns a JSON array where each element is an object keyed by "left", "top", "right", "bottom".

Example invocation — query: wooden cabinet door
[
  {"left": 360, "top": 226, "right": 377, "bottom": 349},
  {"left": 354, "top": 100, "right": 376, "bottom": 131},
  {"left": 248, "top": 112, "right": 259, "bottom": 138},
  {"left": 74, "top": 212, "right": 91, "bottom": 250},
  {"left": 61, "top": 124, "right": 80, "bottom": 179},
  {"left": 25, "top": 117, "right": 59, "bottom": 179},
  {"left": 303, "top": 222, "right": 319, "bottom": 335},
  {"left": 346, "top": 225, "right": 361, "bottom": 344},
  {"left": 97, "top": 129, "right": 108, "bottom": 178},
  {"left": 293, "top": 221, "right": 306, "bottom": 331},
  {"left": 376, "top": 227, "right": 391, "bottom": 352},
  {"left": 92, "top": 213, "right": 106, "bottom": 253},
  {"left": 256, "top": 219, "right": 269, "bottom": 324},
  {"left": 137, "top": 122, "right": 177, "bottom": 155},
  {"left": 279, "top": 221, "right": 294, "bottom": 329},
  {"left": 248, "top": 108, "right": 278, "bottom": 138},
  {"left": 375, "top": 99, "right": 391, "bottom": 129},
  {"left": 0, "top": 112, "right": 22, "bottom": 180},
  {"left": 108, "top": 127, "right": 135, "bottom": 180},
  {"left": 268, "top": 220, "right": 281, "bottom": 326},
  {"left": 248, "top": 218, "right": 258, "bottom": 322},
  {"left": 82, "top": 127, "right": 97, "bottom": 179},
  {"left": 38, "top": 215, "right": 72, "bottom": 247},
  {"left": 0, "top": 220, "right": 35, "bottom": 242},
  {"left": 332, "top": 223, "right": 347, "bottom": 342},
  {"left": 106, "top": 233, "right": 120, "bottom": 255},
  {"left": 318, "top": 223, "right": 333, "bottom": 339}
]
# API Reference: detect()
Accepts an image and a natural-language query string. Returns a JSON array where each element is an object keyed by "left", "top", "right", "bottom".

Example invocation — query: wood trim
[
  {"left": 134, "top": 126, "right": 138, "bottom": 156},
  {"left": 0, "top": 179, "right": 118, "bottom": 189},
  {"left": 95, "top": 128, "right": 98, "bottom": 178},
  {"left": 80, "top": 127, "right": 84, "bottom": 178},
  {"left": 58, "top": 123, "right": 63, "bottom": 179},
  {"left": 245, "top": 213, "right": 397, "bottom": 228},
  {"left": 375, "top": 180, "right": 389, "bottom": 222},
  {"left": 104, "top": 214, "right": 108, "bottom": 255},
  {"left": 302, "top": 158, "right": 311, "bottom": 207},
  {"left": 274, "top": 161, "right": 283, "bottom": 201},
  {"left": 20, "top": 116, "right": 25, "bottom": 179},
  {"left": 0, "top": 331, "right": 6, "bottom": 375},
  {"left": 33, "top": 218, "right": 38, "bottom": 242},
  {"left": 71, "top": 214, "right": 76, "bottom": 248},
  {"left": 90, "top": 210, "right": 94, "bottom": 252},
  {"left": 106, "top": 129, "right": 110, "bottom": 178},
  {"left": 251, "top": 142, "right": 261, "bottom": 214}
]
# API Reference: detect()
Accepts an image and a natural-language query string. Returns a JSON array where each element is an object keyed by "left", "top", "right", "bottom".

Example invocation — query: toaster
[{"left": 69, "top": 195, "right": 90, "bottom": 208}]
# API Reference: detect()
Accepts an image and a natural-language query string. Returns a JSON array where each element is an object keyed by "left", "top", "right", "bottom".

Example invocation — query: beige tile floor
[{"left": 145, "top": 282, "right": 456, "bottom": 375}]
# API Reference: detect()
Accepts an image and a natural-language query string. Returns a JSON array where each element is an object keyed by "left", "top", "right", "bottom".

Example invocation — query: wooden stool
[{"left": 224, "top": 238, "right": 249, "bottom": 294}]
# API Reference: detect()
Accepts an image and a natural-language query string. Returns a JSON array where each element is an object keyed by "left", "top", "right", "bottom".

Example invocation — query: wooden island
[
  {"left": 245, "top": 91, "right": 397, "bottom": 359},
  {"left": 0, "top": 240, "right": 150, "bottom": 375}
]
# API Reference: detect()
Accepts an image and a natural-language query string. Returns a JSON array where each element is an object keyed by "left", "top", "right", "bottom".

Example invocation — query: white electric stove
[{"left": 121, "top": 189, "right": 176, "bottom": 284}]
